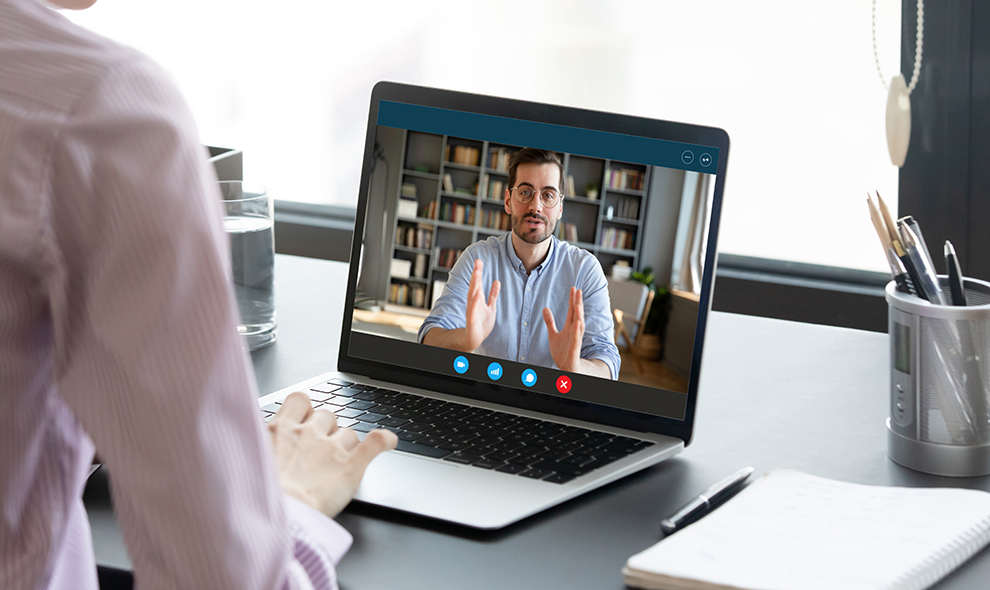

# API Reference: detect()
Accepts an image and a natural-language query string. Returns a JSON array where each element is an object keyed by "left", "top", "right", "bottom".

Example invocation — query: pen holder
[{"left": 886, "top": 276, "right": 990, "bottom": 476}]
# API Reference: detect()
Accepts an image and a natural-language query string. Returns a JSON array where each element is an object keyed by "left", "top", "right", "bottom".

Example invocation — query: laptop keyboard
[{"left": 261, "top": 378, "right": 655, "bottom": 484}]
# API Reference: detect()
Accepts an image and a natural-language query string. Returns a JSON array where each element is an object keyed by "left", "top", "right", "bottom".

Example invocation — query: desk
[{"left": 86, "top": 254, "right": 990, "bottom": 589}]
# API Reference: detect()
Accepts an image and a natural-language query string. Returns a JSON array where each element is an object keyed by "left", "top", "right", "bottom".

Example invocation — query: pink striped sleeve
[{"left": 43, "top": 44, "right": 348, "bottom": 590}]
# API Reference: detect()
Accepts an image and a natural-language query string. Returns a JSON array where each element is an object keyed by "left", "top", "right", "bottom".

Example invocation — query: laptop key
[
  {"left": 416, "top": 436, "right": 445, "bottom": 448},
  {"left": 347, "top": 400, "right": 377, "bottom": 411},
  {"left": 378, "top": 417, "right": 410, "bottom": 429},
  {"left": 445, "top": 431, "right": 478, "bottom": 443},
  {"left": 438, "top": 440, "right": 474, "bottom": 452},
  {"left": 472, "top": 458, "right": 505, "bottom": 470},
  {"left": 518, "top": 468, "right": 552, "bottom": 479},
  {"left": 310, "top": 383, "right": 342, "bottom": 394},
  {"left": 395, "top": 440, "right": 452, "bottom": 458},
  {"left": 444, "top": 452, "right": 481, "bottom": 465},
  {"left": 261, "top": 403, "right": 280, "bottom": 413},
  {"left": 348, "top": 421, "right": 374, "bottom": 433},
  {"left": 306, "top": 391, "right": 333, "bottom": 402},
  {"left": 495, "top": 463, "right": 527, "bottom": 475},
  {"left": 334, "top": 387, "right": 364, "bottom": 398},
  {"left": 531, "top": 460, "right": 588, "bottom": 477},
  {"left": 543, "top": 472, "right": 577, "bottom": 484},
  {"left": 397, "top": 431, "right": 424, "bottom": 442},
  {"left": 352, "top": 391, "right": 383, "bottom": 402},
  {"left": 334, "top": 408, "right": 365, "bottom": 419},
  {"left": 327, "top": 379, "right": 353, "bottom": 387},
  {"left": 357, "top": 412, "right": 387, "bottom": 423},
  {"left": 403, "top": 421, "right": 431, "bottom": 432},
  {"left": 336, "top": 417, "right": 359, "bottom": 428}
]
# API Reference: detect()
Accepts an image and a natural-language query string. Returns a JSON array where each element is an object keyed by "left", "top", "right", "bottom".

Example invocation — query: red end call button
[{"left": 556, "top": 375, "right": 572, "bottom": 394}]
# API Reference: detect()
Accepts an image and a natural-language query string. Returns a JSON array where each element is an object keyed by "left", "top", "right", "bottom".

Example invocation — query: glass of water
[{"left": 219, "top": 181, "right": 276, "bottom": 350}]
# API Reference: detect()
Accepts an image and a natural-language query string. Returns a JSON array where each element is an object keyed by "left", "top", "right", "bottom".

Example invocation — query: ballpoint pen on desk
[
  {"left": 660, "top": 466, "right": 754, "bottom": 536},
  {"left": 945, "top": 240, "right": 967, "bottom": 306}
]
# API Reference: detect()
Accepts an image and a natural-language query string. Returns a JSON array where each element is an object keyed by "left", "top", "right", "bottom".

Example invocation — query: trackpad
[{"left": 355, "top": 451, "right": 459, "bottom": 501}]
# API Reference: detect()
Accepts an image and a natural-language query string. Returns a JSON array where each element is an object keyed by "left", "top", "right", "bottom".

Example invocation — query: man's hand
[
  {"left": 463, "top": 259, "right": 500, "bottom": 351},
  {"left": 268, "top": 391, "right": 397, "bottom": 518},
  {"left": 543, "top": 286, "right": 585, "bottom": 372}
]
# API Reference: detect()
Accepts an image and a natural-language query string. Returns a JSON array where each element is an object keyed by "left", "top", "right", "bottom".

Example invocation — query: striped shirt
[{"left": 0, "top": 1, "right": 350, "bottom": 588}]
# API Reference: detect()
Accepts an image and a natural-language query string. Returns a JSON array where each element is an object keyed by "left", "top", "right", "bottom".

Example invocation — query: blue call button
[
  {"left": 521, "top": 369, "right": 538, "bottom": 387},
  {"left": 487, "top": 362, "right": 503, "bottom": 380},
  {"left": 453, "top": 356, "right": 469, "bottom": 374}
]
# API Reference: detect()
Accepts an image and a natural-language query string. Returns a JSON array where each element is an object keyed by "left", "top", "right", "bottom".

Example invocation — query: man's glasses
[{"left": 511, "top": 186, "right": 563, "bottom": 208}]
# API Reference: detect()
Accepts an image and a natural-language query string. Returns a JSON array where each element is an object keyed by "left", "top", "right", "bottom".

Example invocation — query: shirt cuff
[{"left": 284, "top": 496, "right": 353, "bottom": 565}]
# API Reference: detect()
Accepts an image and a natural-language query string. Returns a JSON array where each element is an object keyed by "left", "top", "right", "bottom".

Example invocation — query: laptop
[{"left": 258, "top": 81, "right": 728, "bottom": 529}]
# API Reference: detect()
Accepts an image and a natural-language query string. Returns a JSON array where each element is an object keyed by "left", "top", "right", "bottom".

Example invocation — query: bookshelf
[{"left": 386, "top": 130, "right": 651, "bottom": 311}]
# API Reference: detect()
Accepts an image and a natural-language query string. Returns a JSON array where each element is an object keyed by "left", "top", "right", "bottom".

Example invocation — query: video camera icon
[
  {"left": 453, "top": 356, "right": 469, "bottom": 374},
  {"left": 521, "top": 368, "right": 537, "bottom": 387}
]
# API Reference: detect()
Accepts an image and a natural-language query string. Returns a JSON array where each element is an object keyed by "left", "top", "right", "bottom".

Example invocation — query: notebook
[
  {"left": 623, "top": 469, "right": 990, "bottom": 590},
  {"left": 258, "top": 81, "right": 729, "bottom": 529}
]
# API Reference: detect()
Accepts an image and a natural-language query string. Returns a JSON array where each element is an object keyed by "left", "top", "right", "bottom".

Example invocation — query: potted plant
[{"left": 585, "top": 183, "right": 599, "bottom": 200}]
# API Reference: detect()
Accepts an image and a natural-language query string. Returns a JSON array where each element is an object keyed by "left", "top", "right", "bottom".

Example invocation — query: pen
[
  {"left": 945, "top": 240, "right": 966, "bottom": 306},
  {"left": 660, "top": 466, "right": 754, "bottom": 536},
  {"left": 876, "top": 192, "right": 926, "bottom": 300},
  {"left": 867, "top": 194, "right": 915, "bottom": 295},
  {"left": 899, "top": 221, "right": 947, "bottom": 305}
]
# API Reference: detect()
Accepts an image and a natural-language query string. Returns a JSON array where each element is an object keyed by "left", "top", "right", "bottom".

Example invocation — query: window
[{"left": 65, "top": 0, "right": 899, "bottom": 272}]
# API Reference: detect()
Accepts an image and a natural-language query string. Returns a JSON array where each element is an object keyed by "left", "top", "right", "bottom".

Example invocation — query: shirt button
[
  {"left": 526, "top": 287, "right": 531, "bottom": 291},
  {"left": 520, "top": 356, "right": 526, "bottom": 361},
  {"left": 523, "top": 321, "right": 528, "bottom": 326}
]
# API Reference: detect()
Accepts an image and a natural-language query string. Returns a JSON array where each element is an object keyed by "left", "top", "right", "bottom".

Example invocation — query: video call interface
[{"left": 347, "top": 101, "right": 719, "bottom": 421}]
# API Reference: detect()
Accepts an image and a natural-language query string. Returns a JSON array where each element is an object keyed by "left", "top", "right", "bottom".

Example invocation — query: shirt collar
[{"left": 504, "top": 233, "right": 556, "bottom": 276}]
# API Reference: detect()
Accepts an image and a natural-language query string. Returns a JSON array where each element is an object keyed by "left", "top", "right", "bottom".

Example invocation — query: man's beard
[{"left": 511, "top": 211, "right": 557, "bottom": 244}]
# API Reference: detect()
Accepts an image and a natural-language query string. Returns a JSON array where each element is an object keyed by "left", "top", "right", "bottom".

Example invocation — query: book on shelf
[
  {"left": 442, "top": 173, "right": 454, "bottom": 193},
  {"left": 401, "top": 182, "right": 417, "bottom": 198},
  {"left": 395, "top": 224, "right": 433, "bottom": 250},
  {"left": 439, "top": 202, "right": 475, "bottom": 226},
  {"left": 487, "top": 178, "right": 505, "bottom": 201},
  {"left": 422, "top": 200, "right": 438, "bottom": 220},
  {"left": 623, "top": 469, "right": 990, "bottom": 590},
  {"left": 413, "top": 253, "right": 427, "bottom": 278},
  {"left": 606, "top": 167, "right": 645, "bottom": 191},
  {"left": 448, "top": 145, "right": 480, "bottom": 166},
  {"left": 481, "top": 209, "right": 510, "bottom": 231},
  {"left": 599, "top": 227, "right": 635, "bottom": 250},
  {"left": 554, "top": 221, "right": 578, "bottom": 243},
  {"left": 613, "top": 197, "right": 640, "bottom": 219},
  {"left": 566, "top": 174, "right": 576, "bottom": 198},
  {"left": 388, "top": 282, "right": 427, "bottom": 308},
  {"left": 488, "top": 147, "right": 513, "bottom": 171},
  {"left": 433, "top": 247, "right": 464, "bottom": 269}
]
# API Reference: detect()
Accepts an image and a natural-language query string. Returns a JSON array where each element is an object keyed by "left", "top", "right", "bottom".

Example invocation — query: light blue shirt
[{"left": 418, "top": 234, "right": 620, "bottom": 379}]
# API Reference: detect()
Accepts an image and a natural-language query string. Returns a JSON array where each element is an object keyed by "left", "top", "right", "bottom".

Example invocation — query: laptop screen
[{"left": 340, "top": 82, "right": 727, "bottom": 442}]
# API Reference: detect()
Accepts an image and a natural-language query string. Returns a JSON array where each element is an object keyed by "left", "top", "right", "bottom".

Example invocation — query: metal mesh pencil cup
[{"left": 886, "top": 277, "right": 990, "bottom": 476}]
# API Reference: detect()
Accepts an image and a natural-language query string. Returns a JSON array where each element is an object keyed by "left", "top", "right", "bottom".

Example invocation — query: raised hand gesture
[
  {"left": 542, "top": 286, "right": 585, "bottom": 372},
  {"left": 463, "top": 258, "right": 500, "bottom": 351}
]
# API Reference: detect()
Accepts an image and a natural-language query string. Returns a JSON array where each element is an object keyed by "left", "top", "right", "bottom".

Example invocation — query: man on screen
[{"left": 418, "top": 148, "right": 620, "bottom": 380}]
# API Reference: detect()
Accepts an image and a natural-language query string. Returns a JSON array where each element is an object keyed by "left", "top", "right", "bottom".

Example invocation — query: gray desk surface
[{"left": 85, "top": 254, "right": 990, "bottom": 589}]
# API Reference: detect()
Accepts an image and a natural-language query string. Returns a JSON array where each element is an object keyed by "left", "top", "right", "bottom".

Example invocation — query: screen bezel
[{"left": 338, "top": 81, "right": 729, "bottom": 446}]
